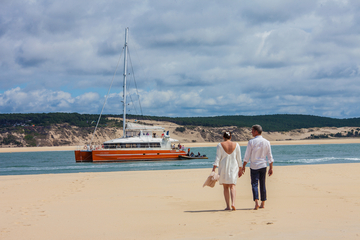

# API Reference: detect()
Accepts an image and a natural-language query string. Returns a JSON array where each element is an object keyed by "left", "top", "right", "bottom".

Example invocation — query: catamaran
[{"left": 75, "top": 28, "right": 187, "bottom": 162}]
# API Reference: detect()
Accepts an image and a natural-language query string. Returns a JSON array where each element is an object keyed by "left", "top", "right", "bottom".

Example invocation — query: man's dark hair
[{"left": 252, "top": 125, "right": 263, "bottom": 134}]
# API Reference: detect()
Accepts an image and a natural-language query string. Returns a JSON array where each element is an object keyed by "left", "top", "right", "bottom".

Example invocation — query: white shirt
[{"left": 244, "top": 135, "right": 274, "bottom": 170}]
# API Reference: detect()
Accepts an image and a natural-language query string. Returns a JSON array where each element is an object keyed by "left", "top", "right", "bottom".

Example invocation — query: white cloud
[
  {"left": 0, "top": 0, "right": 360, "bottom": 118},
  {"left": 0, "top": 87, "right": 101, "bottom": 113}
]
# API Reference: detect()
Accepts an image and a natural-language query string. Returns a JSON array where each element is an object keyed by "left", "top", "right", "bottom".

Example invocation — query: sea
[{"left": 1, "top": 143, "right": 360, "bottom": 176}]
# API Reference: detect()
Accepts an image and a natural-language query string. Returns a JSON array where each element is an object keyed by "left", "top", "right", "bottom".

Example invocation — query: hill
[
  {"left": 2, "top": 113, "right": 360, "bottom": 131},
  {"left": 0, "top": 113, "right": 360, "bottom": 147},
  {"left": 129, "top": 114, "right": 360, "bottom": 132}
]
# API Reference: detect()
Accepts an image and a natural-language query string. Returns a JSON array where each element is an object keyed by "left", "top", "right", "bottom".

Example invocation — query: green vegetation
[
  {"left": 307, "top": 129, "right": 360, "bottom": 139},
  {"left": 1, "top": 134, "right": 22, "bottom": 146},
  {"left": 0, "top": 113, "right": 360, "bottom": 132},
  {"left": 126, "top": 114, "right": 360, "bottom": 132},
  {"left": 175, "top": 127, "right": 186, "bottom": 132},
  {"left": 24, "top": 134, "right": 37, "bottom": 146},
  {"left": 0, "top": 113, "right": 123, "bottom": 147},
  {"left": 0, "top": 113, "right": 359, "bottom": 147}
]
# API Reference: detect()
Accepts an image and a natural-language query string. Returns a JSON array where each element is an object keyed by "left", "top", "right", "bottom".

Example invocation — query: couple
[{"left": 212, "top": 125, "right": 274, "bottom": 210}]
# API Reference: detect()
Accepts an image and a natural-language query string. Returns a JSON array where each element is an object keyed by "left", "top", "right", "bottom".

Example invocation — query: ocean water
[{"left": 1, "top": 143, "right": 360, "bottom": 176}]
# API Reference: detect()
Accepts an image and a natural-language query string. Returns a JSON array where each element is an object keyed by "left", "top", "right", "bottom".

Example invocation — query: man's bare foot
[
  {"left": 260, "top": 202, "right": 265, "bottom": 209},
  {"left": 254, "top": 200, "right": 260, "bottom": 210},
  {"left": 231, "top": 206, "right": 236, "bottom": 211}
]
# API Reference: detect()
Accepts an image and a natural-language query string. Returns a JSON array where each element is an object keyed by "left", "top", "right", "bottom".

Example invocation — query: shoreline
[
  {"left": 1, "top": 138, "right": 360, "bottom": 153},
  {"left": 1, "top": 163, "right": 360, "bottom": 239}
]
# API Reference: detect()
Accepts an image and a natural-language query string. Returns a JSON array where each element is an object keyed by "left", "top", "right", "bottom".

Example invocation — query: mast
[{"left": 122, "top": 27, "right": 129, "bottom": 138}]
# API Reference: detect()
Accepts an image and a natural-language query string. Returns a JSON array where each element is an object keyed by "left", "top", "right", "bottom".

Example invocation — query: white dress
[{"left": 213, "top": 143, "right": 242, "bottom": 185}]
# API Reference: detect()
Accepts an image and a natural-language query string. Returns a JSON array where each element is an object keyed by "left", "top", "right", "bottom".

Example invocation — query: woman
[{"left": 212, "top": 131, "right": 242, "bottom": 210}]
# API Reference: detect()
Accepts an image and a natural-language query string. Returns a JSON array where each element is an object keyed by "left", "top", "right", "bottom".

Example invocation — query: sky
[{"left": 1, "top": 0, "right": 360, "bottom": 118}]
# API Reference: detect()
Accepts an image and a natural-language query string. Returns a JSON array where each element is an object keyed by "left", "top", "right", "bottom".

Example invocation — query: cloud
[
  {"left": 0, "top": 87, "right": 99, "bottom": 113},
  {"left": 240, "top": 0, "right": 317, "bottom": 24},
  {"left": 0, "top": 0, "right": 360, "bottom": 118}
]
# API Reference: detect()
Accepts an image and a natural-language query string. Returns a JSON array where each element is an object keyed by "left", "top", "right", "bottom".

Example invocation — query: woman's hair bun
[{"left": 223, "top": 131, "right": 231, "bottom": 139}]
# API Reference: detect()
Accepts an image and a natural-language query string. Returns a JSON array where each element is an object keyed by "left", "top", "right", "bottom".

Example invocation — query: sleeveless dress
[{"left": 213, "top": 143, "right": 242, "bottom": 185}]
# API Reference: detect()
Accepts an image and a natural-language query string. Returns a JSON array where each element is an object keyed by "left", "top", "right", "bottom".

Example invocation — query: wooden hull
[{"left": 75, "top": 149, "right": 187, "bottom": 162}]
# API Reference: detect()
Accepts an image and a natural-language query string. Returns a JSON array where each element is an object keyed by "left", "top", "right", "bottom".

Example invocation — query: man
[{"left": 242, "top": 125, "right": 274, "bottom": 210}]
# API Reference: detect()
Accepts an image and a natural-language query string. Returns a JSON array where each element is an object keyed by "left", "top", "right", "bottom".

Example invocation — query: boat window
[
  {"left": 150, "top": 143, "right": 160, "bottom": 147},
  {"left": 103, "top": 142, "right": 160, "bottom": 149}
]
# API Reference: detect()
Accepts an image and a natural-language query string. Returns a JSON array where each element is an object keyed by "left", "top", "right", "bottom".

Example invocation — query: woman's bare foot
[
  {"left": 225, "top": 207, "right": 231, "bottom": 210},
  {"left": 231, "top": 205, "right": 236, "bottom": 211}
]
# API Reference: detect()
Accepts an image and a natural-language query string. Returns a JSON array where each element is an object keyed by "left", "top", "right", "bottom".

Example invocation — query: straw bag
[{"left": 203, "top": 171, "right": 220, "bottom": 188}]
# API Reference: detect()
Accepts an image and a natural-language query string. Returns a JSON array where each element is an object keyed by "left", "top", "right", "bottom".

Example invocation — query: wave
[
  {"left": 278, "top": 157, "right": 360, "bottom": 164},
  {"left": 2, "top": 144, "right": 360, "bottom": 175}
]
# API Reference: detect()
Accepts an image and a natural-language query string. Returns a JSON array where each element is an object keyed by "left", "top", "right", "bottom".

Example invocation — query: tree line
[
  {"left": 128, "top": 114, "right": 360, "bottom": 132},
  {"left": 1, "top": 113, "right": 360, "bottom": 132}
]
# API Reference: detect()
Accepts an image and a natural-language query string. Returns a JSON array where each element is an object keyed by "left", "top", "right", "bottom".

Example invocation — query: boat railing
[
  {"left": 78, "top": 145, "right": 104, "bottom": 151},
  {"left": 78, "top": 143, "right": 171, "bottom": 150}
]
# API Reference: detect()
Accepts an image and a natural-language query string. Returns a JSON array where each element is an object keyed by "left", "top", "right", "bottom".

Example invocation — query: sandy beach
[
  {"left": 1, "top": 138, "right": 360, "bottom": 153},
  {"left": 1, "top": 163, "right": 360, "bottom": 239}
]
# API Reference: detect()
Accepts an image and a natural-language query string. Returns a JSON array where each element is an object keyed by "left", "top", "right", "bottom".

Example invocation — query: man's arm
[
  {"left": 242, "top": 141, "right": 252, "bottom": 174},
  {"left": 268, "top": 162, "right": 273, "bottom": 176},
  {"left": 266, "top": 141, "right": 274, "bottom": 177},
  {"left": 241, "top": 161, "right": 247, "bottom": 174}
]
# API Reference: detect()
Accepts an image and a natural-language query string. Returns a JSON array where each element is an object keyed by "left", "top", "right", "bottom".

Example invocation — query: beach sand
[
  {"left": 1, "top": 163, "right": 360, "bottom": 239},
  {"left": 1, "top": 138, "right": 360, "bottom": 153}
]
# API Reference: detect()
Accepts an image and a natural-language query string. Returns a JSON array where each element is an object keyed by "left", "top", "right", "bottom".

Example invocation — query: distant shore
[{"left": 1, "top": 138, "right": 359, "bottom": 153}]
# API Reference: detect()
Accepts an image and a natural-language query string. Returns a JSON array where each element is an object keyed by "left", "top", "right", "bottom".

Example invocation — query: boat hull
[
  {"left": 75, "top": 149, "right": 187, "bottom": 162},
  {"left": 75, "top": 150, "right": 93, "bottom": 162},
  {"left": 179, "top": 155, "right": 208, "bottom": 160}
]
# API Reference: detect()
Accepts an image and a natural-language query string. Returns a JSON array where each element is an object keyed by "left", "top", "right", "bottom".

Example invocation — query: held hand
[
  {"left": 268, "top": 168, "right": 273, "bottom": 176},
  {"left": 238, "top": 168, "right": 243, "bottom": 177}
]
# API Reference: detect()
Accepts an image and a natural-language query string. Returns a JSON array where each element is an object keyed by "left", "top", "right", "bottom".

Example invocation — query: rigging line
[
  {"left": 128, "top": 94, "right": 139, "bottom": 115},
  {"left": 127, "top": 47, "right": 144, "bottom": 116},
  {"left": 89, "top": 48, "right": 124, "bottom": 146},
  {"left": 127, "top": 47, "right": 151, "bottom": 131},
  {"left": 124, "top": 48, "right": 140, "bottom": 116},
  {"left": 125, "top": 73, "right": 139, "bottom": 116},
  {"left": 128, "top": 47, "right": 151, "bottom": 128},
  {"left": 127, "top": 41, "right": 153, "bottom": 125},
  {"left": 123, "top": 32, "right": 139, "bottom": 117},
  {"left": 125, "top": 60, "right": 139, "bottom": 117}
]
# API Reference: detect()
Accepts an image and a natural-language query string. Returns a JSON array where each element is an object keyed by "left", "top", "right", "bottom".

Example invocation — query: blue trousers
[{"left": 250, "top": 167, "right": 267, "bottom": 201}]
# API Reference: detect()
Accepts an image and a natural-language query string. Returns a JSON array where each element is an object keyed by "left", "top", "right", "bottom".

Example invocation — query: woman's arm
[{"left": 213, "top": 144, "right": 222, "bottom": 168}]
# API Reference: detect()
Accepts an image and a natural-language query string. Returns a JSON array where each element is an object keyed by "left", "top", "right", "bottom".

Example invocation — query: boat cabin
[{"left": 103, "top": 142, "right": 161, "bottom": 149}]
